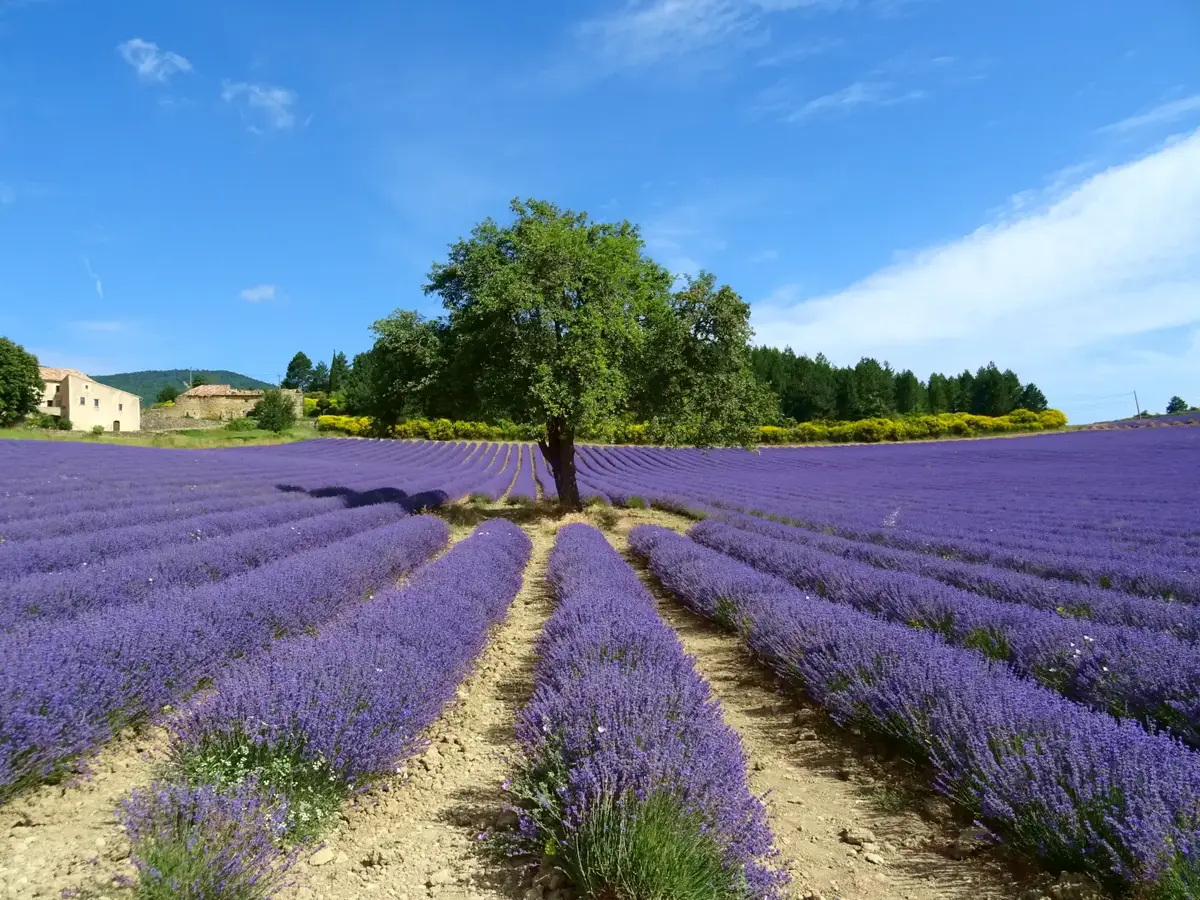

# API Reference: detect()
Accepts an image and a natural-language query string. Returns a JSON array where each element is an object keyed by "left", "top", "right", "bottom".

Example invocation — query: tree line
[{"left": 749, "top": 348, "right": 1048, "bottom": 423}]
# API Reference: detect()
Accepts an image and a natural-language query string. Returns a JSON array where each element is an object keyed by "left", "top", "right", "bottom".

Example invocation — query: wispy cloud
[
  {"left": 752, "top": 129, "right": 1200, "bottom": 420},
  {"left": 221, "top": 81, "right": 298, "bottom": 132},
  {"left": 750, "top": 248, "right": 779, "bottom": 263},
  {"left": 1098, "top": 94, "right": 1200, "bottom": 135},
  {"left": 0, "top": 183, "right": 13, "bottom": 205},
  {"left": 767, "top": 79, "right": 928, "bottom": 123},
  {"left": 72, "top": 320, "right": 125, "bottom": 333},
  {"left": 117, "top": 38, "right": 192, "bottom": 83},
  {"left": 240, "top": 284, "right": 278, "bottom": 302},
  {"left": 82, "top": 257, "right": 103, "bottom": 299},
  {"left": 575, "top": 0, "right": 845, "bottom": 71}
]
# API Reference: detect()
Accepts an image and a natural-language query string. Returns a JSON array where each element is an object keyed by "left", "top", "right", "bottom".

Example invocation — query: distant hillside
[{"left": 90, "top": 370, "right": 275, "bottom": 401}]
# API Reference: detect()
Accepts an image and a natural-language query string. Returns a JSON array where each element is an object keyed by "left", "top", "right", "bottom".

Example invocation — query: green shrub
[
  {"left": 91, "top": 424, "right": 105, "bottom": 436},
  {"left": 252, "top": 389, "right": 298, "bottom": 434},
  {"left": 57, "top": 417, "right": 72, "bottom": 431},
  {"left": 225, "top": 417, "right": 260, "bottom": 432}
]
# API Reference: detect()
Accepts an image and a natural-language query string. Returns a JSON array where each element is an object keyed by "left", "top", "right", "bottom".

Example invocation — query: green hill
[{"left": 90, "top": 370, "right": 275, "bottom": 401}]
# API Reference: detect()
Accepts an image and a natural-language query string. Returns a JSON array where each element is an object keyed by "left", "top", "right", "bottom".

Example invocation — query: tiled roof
[
  {"left": 179, "top": 384, "right": 265, "bottom": 398},
  {"left": 39, "top": 367, "right": 89, "bottom": 383}
]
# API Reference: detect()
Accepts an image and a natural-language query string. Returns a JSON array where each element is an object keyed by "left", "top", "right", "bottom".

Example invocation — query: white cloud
[
  {"left": 750, "top": 248, "right": 779, "bottom": 263},
  {"left": 240, "top": 284, "right": 278, "bottom": 302},
  {"left": 752, "top": 129, "right": 1200, "bottom": 422},
  {"left": 222, "top": 81, "right": 298, "bottom": 132},
  {"left": 1098, "top": 94, "right": 1200, "bottom": 135},
  {"left": 82, "top": 257, "right": 103, "bottom": 299},
  {"left": 576, "top": 0, "right": 844, "bottom": 69},
  {"left": 117, "top": 38, "right": 192, "bottom": 83}
]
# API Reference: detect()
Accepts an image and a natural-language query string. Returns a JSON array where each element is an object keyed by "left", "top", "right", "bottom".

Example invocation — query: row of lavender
[
  {"left": 692, "top": 519, "right": 1200, "bottom": 747},
  {"left": 631, "top": 526, "right": 1200, "bottom": 898},
  {"left": 575, "top": 429, "right": 1200, "bottom": 602},
  {"left": 509, "top": 525, "right": 784, "bottom": 896},
  {"left": 122, "top": 519, "right": 530, "bottom": 895}
]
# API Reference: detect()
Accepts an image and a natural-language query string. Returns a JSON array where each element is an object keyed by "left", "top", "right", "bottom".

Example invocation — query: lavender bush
[
  {"left": 121, "top": 778, "right": 294, "bottom": 900},
  {"left": 630, "top": 525, "right": 1200, "bottom": 898},
  {"left": 511, "top": 524, "right": 785, "bottom": 899}
]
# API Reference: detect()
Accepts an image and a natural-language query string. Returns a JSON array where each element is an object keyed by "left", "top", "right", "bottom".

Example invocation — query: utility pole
[{"left": 1134, "top": 391, "right": 1141, "bottom": 418}]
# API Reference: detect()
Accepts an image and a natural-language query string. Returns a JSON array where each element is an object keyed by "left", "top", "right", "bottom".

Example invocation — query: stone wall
[{"left": 172, "top": 390, "right": 302, "bottom": 422}]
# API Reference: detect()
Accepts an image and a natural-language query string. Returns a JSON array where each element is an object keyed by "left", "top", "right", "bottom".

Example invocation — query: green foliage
[
  {"left": 173, "top": 736, "right": 343, "bottom": 840},
  {"left": 156, "top": 385, "right": 179, "bottom": 404},
  {"left": 90, "top": 370, "right": 272, "bottom": 402},
  {"left": 750, "top": 348, "right": 1049, "bottom": 423},
  {"left": 635, "top": 272, "right": 775, "bottom": 449},
  {"left": 558, "top": 795, "right": 749, "bottom": 900},
  {"left": 91, "top": 424, "right": 105, "bottom": 436},
  {"left": 253, "top": 389, "right": 298, "bottom": 433},
  {"left": 57, "top": 417, "right": 72, "bottom": 431},
  {"left": 225, "top": 417, "right": 260, "bottom": 432},
  {"left": 282, "top": 352, "right": 313, "bottom": 391},
  {"left": 328, "top": 351, "right": 349, "bottom": 394},
  {"left": 361, "top": 311, "right": 445, "bottom": 429},
  {"left": 308, "top": 360, "right": 330, "bottom": 394},
  {"left": 0, "top": 337, "right": 44, "bottom": 427},
  {"left": 1167, "top": 396, "right": 1189, "bottom": 415}
]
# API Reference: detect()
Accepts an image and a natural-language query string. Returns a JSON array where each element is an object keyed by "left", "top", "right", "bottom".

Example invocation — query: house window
[
  {"left": 94, "top": 399, "right": 100, "bottom": 409},
  {"left": 79, "top": 397, "right": 85, "bottom": 406},
  {"left": 119, "top": 403, "right": 123, "bottom": 411},
  {"left": 46, "top": 400, "right": 53, "bottom": 407}
]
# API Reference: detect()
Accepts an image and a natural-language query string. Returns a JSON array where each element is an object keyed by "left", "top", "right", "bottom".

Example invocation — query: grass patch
[
  {"left": 171, "top": 735, "right": 344, "bottom": 841},
  {"left": 561, "top": 795, "right": 751, "bottom": 900},
  {"left": 0, "top": 423, "right": 315, "bottom": 449}
]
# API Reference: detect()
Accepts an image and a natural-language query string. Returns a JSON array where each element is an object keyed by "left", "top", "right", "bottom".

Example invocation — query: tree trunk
[{"left": 538, "top": 418, "right": 582, "bottom": 510}]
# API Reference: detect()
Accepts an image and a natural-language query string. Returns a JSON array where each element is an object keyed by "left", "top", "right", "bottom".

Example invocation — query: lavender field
[{"left": 1, "top": 428, "right": 1198, "bottom": 900}]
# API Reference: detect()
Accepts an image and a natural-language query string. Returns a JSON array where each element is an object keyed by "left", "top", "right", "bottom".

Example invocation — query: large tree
[
  {"left": 283, "top": 352, "right": 313, "bottom": 390},
  {"left": 420, "top": 198, "right": 767, "bottom": 508},
  {"left": 1167, "top": 395, "right": 1189, "bottom": 415},
  {"left": 0, "top": 337, "right": 44, "bottom": 427}
]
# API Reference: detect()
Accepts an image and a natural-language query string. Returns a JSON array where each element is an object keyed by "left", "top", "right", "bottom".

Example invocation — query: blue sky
[{"left": 0, "top": 0, "right": 1197, "bottom": 422}]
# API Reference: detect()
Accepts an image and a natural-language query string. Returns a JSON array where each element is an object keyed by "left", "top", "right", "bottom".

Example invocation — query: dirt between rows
[{"left": 1, "top": 505, "right": 1079, "bottom": 900}]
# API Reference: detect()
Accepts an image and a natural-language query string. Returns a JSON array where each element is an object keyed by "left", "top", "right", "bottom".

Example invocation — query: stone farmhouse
[
  {"left": 38, "top": 367, "right": 142, "bottom": 433},
  {"left": 173, "top": 384, "right": 303, "bottom": 421}
]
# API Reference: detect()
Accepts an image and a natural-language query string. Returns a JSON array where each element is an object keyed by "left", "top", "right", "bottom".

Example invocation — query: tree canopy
[
  {"left": 356, "top": 198, "right": 768, "bottom": 507},
  {"left": 283, "top": 352, "right": 313, "bottom": 391},
  {"left": 1167, "top": 396, "right": 1190, "bottom": 415},
  {"left": 328, "top": 351, "right": 349, "bottom": 395},
  {"left": 0, "top": 337, "right": 44, "bottom": 427}
]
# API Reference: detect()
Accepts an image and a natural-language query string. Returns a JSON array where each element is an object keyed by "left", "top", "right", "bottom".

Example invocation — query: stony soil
[{"left": 0, "top": 502, "right": 1097, "bottom": 900}]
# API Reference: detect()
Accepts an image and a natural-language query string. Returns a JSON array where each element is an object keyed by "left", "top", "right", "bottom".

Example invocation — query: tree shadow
[{"left": 274, "top": 483, "right": 450, "bottom": 513}]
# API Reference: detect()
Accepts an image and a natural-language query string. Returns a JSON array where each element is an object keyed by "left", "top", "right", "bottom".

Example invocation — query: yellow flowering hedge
[{"left": 317, "top": 409, "right": 1066, "bottom": 444}]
